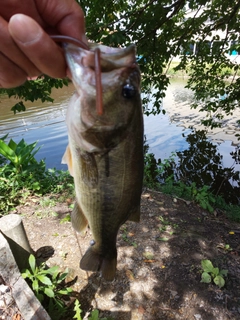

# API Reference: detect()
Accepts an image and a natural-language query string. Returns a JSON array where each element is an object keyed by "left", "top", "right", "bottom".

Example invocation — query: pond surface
[
  {"left": 0, "top": 78, "right": 239, "bottom": 177},
  {"left": 0, "top": 85, "right": 73, "bottom": 170},
  {"left": 145, "top": 78, "right": 240, "bottom": 169}
]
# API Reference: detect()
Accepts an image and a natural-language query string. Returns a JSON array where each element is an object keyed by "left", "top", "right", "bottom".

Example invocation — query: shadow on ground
[{"left": 21, "top": 189, "right": 240, "bottom": 320}]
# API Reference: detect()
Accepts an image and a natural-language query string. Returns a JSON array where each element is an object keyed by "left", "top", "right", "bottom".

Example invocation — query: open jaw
[{"left": 50, "top": 35, "right": 103, "bottom": 115}]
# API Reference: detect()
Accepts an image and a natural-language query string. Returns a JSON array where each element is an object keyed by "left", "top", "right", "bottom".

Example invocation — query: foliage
[
  {"left": 22, "top": 254, "right": 72, "bottom": 319},
  {"left": 72, "top": 300, "right": 112, "bottom": 320},
  {"left": 121, "top": 225, "right": 138, "bottom": 247},
  {"left": 0, "top": 137, "right": 9, "bottom": 171},
  {"left": 22, "top": 254, "right": 112, "bottom": 320},
  {"left": 0, "top": 76, "right": 69, "bottom": 113},
  {"left": 88, "top": 309, "right": 112, "bottom": 320},
  {"left": 191, "top": 183, "right": 216, "bottom": 212},
  {"left": 0, "top": 138, "right": 40, "bottom": 172},
  {"left": 200, "top": 259, "right": 228, "bottom": 289},
  {"left": 143, "top": 152, "right": 161, "bottom": 189},
  {"left": 78, "top": 0, "right": 240, "bottom": 125},
  {"left": 0, "top": 138, "right": 74, "bottom": 214}
]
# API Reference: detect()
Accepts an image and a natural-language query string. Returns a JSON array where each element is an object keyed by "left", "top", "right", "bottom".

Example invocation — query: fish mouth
[
  {"left": 65, "top": 42, "right": 137, "bottom": 70},
  {"left": 64, "top": 43, "right": 137, "bottom": 93},
  {"left": 65, "top": 42, "right": 140, "bottom": 128},
  {"left": 51, "top": 36, "right": 138, "bottom": 117}
]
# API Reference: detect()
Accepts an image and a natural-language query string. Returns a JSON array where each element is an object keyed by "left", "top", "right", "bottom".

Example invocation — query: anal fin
[{"left": 127, "top": 205, "right": 141, "bottom": 222}]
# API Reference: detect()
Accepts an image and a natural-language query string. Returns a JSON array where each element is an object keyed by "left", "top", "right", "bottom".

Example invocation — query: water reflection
[
  {"left": 175, "top": 130, "right": 240, "bottom": 204},
  {"left": 146, "top": 129, "right": 239, "bottom": 204}
]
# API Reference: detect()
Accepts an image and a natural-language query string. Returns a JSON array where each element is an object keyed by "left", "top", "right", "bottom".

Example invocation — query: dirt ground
[{"left": 10, "top": 189, "right": 240, "bottom": 319}]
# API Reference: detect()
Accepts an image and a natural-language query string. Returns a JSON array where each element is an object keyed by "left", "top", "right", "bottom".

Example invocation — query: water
[
  {"left": 144, "top": 78, "right": 240, "bottom": 171},
  {"left": 0, "top": 85, "right": 74, "bottom": 170},
  {"left": 0, "top": 78, "right": 239, "bottom": 176}
]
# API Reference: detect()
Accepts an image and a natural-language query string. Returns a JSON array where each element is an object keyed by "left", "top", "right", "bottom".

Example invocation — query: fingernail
[{"left": 9, "top": 14, "right": 42, "bottom": 44}]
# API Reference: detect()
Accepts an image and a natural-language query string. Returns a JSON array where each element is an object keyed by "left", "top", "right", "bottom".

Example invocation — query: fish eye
[{"left": 122, "top": 84, "right": 136, "bottom": 99}]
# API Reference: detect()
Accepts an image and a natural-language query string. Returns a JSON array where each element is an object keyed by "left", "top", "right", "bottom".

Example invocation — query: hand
[{"left": 0, "top": 0, "right": 86, "bottom": 88}]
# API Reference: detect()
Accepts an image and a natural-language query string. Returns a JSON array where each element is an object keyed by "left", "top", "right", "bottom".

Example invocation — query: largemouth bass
[{"left": 62, "top": 42, "right": 143, "bottom": 281}]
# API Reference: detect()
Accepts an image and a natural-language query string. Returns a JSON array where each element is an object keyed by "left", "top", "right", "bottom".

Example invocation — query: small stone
[
  {"left": 170, "top": 290, "right": 178, "bottom": 297},
  {"left": 194, "top": 314, "right": 202, "bottom": 320}
]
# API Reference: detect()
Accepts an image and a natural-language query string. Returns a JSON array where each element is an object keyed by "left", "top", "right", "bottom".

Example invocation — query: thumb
[
  {"left": 8, "top": 14, "right": 67, "bottom": 78},
  {"left": 9, "top": 14, "right": 43, "bottom": 45}
]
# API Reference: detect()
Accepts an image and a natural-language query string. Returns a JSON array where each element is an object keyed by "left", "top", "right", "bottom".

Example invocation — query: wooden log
[
  {"left": 0, "top": 233, "right": 51, "bottom": 320},
  {"left": 0, "top": 214, "right": 34, "bottom": 271}
]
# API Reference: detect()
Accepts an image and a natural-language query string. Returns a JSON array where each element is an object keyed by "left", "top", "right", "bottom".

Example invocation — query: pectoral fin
[{"left": 62, "top": 145, "right": 74, "bottom": 176}]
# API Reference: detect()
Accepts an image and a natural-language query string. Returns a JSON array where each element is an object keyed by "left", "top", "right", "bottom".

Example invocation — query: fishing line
[
  {"left": 73, "top": 229, "right": 91, "bottom": 280},
  {"left": 50, "top": 35, "right": 103, "bottom": 116},
  {"left": 50, "top": 35, "right": 89, "bottom": 50}
]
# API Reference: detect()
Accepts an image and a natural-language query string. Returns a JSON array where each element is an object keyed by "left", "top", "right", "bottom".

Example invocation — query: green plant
[
  {"left": 0, "top": 137, "right": 74, "bottom": 214},
  {"left": 121, "top": 226, "right": 137, "bottom": 247},
  {"left": 73, "top": 301, "right": 112, "bottom": 320},
  {"left": 60, "top": 214, "right": 71, "bottom": 224},
  {"left": 73, "top": 299, "right": 83, "bottom": 320},
  {"left": 39, "top": 196, "right": 57, "bottom": 208},
  {"left": 158, "top": 216, "right": 179, "bottom": 235},
  {"left": 143, "top": 152, "right": 160, "bottom": 189},
  {"left": 22, "top": 254, "right": 72, "bottom": 319},
  {"left": 88, "top": 309, "right": 112, "bottom": 320},
  {"left": 191, "top": 183, "right": 216, "bottom": 213},
  {"left": 0, "top": 138, "right": 40, "bottom": 172},
  {"left": 200, "top": 259, "right": 228, "bottom": 289},
  {"left": 22, "top": 255, "right": 113, "bottom": 320}
]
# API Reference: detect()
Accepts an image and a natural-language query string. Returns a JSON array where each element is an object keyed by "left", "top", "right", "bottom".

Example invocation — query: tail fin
[{"left": 80, "top": 246, "right": 117, "bottom": 281}]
